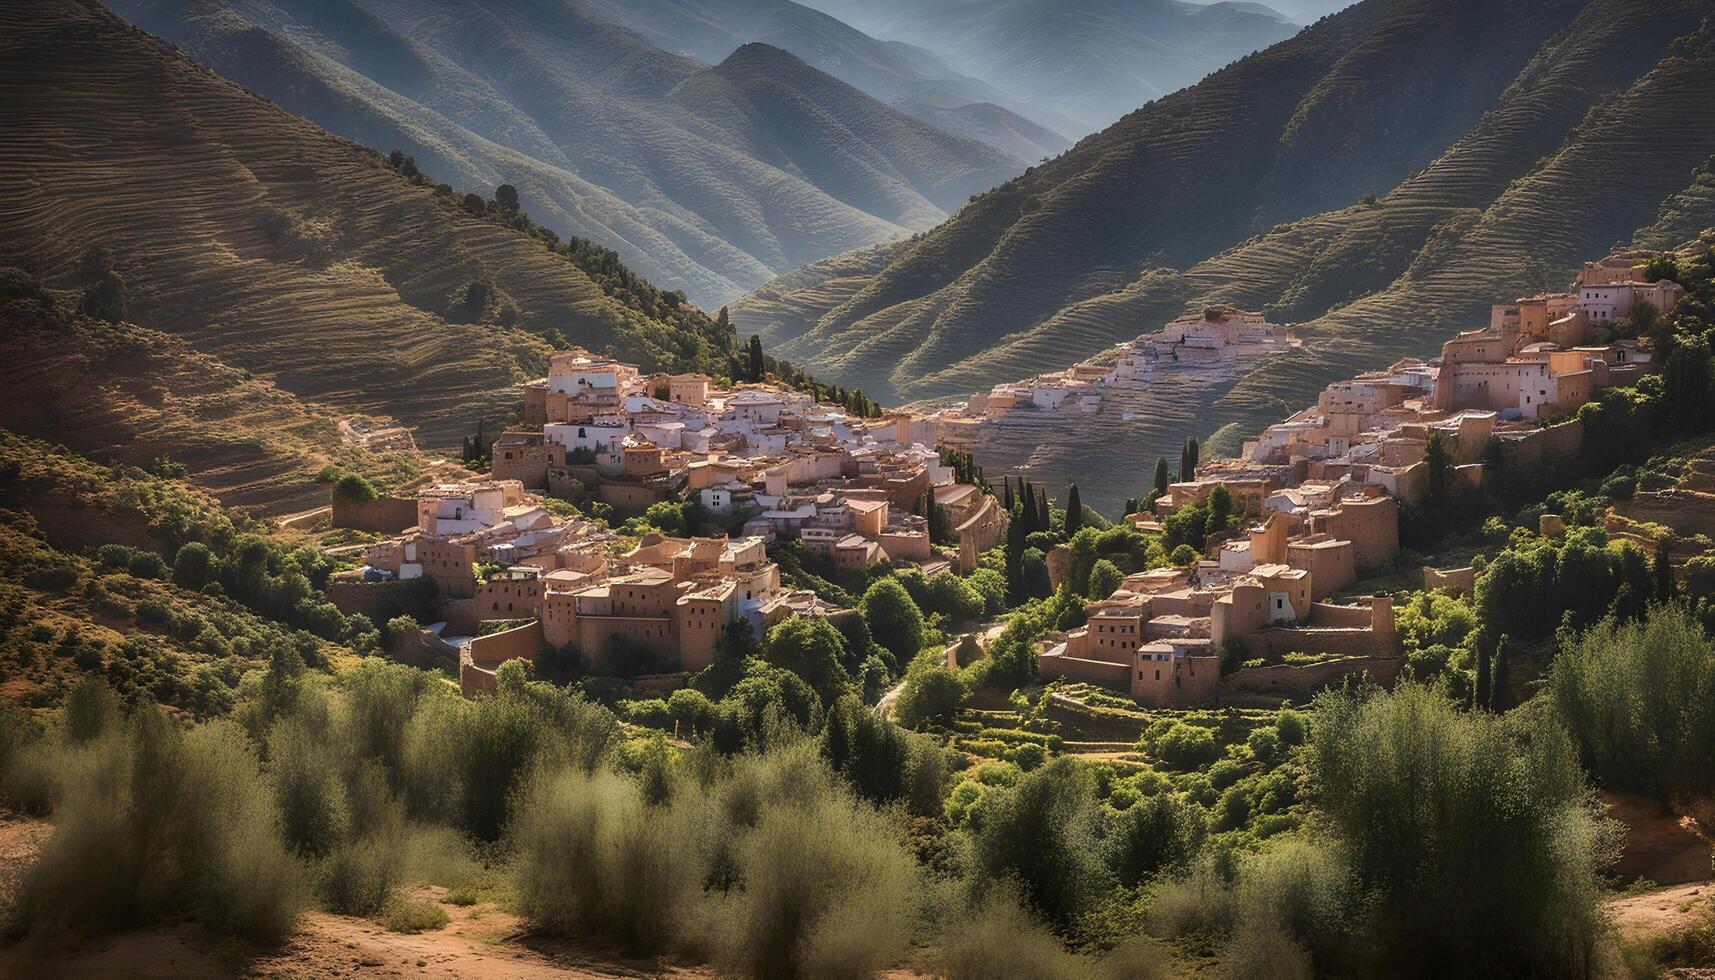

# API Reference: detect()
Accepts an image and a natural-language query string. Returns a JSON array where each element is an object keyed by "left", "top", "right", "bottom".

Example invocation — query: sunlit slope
[
  {"left": 111, "top": 0, "right": 1025, "bottom": 307},
  {"left": 0, "top": 1, "right": 699, "bottom": 448},
  {"left": 0, "top": 287, "right": 417, "bottom": 518},
  {"left": 736, "top": 0, "right": 1602, "bottom": 402}
]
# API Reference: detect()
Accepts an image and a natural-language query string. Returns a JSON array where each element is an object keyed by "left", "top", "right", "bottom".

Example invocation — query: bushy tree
[
  {"left": 1308, "top": 684, "right": 1614, "bottom": 975},
  {"left": 1550, "top": 604, "right": 1715, "bottom": 800},
  {"left": 893, "top": 663, "right": 965, "bottom": 730},
  {"left": 762, "top": 616, "right": 850, "bottom": 705},
  {"left": 860, "top": 577, "right": 924, "bottom": 662}
]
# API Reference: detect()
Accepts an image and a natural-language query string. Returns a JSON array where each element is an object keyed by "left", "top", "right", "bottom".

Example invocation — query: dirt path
[
  {"left": 1605, "top": 881, "right": 1713, "bottom": 944},
  {"left": 252, "top": 887, "right": 709, "bottom": 979}
]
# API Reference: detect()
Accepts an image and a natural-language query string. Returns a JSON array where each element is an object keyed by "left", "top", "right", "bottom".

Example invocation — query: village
[
  {"left": 1033, "top": 252, "right": 1679, "bottom": 706},
  {"left": 315, "top": 251, "right": 1682, "bottom": 711},
  {"left": 324, "top": 356, "right": 1008, "bottom": 695}
]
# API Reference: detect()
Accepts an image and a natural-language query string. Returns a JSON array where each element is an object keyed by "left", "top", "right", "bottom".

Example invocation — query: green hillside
[
  {"left": 0, "top": 0, "right": 735, "bottom": 451},
  {"left": 737, "top": 0, "right": 1713, "bottom": 411}
]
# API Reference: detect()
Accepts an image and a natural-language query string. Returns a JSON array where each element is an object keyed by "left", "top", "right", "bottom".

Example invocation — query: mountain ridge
[{"left": 110, "top": 0, "right": 1023, "bottom": 307}]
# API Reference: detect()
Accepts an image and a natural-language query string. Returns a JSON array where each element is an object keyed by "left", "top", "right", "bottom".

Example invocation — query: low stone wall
[
  {"left": 327, "top": 578, "right": 410, "bottom": 620},
  {"left": 1424, "top": 566, "right": 1478, "bottom": 593},
  {"left": 331, "top": 495, "right": 418, "bottom": 534},
  {"left": 461, "top": 619, "right": 545, "bottom": 698},
  {"left": 1249, "top": 625, "right": 1395, "bottom": 660},
  {"left": 1220, "top": 655, "right": 1402, "bottom": 701},
  {"left": 1038, "top": 652, "right": 1130, "bottom": 689}
]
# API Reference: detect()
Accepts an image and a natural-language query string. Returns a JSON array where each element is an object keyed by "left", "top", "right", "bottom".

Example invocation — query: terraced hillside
[
  {"left": 0, "top": 279, "right": 419, "bottom": 518},
  {"left": 576, "top": 0, "right": 1073, "bottom": 161},
  {"left": 800, "top": 0, "right": 1301, "bottom": 134},
  {"left": 737, "top": 0, "right": 1712, "bottom": 408},
  {"left": 0, "top": 0, "right": 733, "bottom": 450},
  {"left": 111, "top": 0, "right": 1024, "bottom": 307}
]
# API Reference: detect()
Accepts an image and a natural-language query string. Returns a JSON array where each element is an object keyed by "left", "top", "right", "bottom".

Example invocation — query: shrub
[
  {"left": 893, "top": 664, "right": 966, "bottom": 730},
  {"left": 969, "top": 759, "right": 1113, "bottom": 929},
  {"left": 1308, "top": 684, "right": 1615, "bottom": 974},
  {"left": 1549, "top": 605, "right": 1715, "bottom": 800},
  {"left": 382, "top": 896, "right": 448, "bottom": 933},
  {"left": 1152, "top": 722, "right": 1218, "bottom": 769},
  {"left": 511, "top": 767, "right": 694, "bottom": 953},
  {"left": 707, "top": 792, "right": 916, "bottom": 979},
  {"left": 13, "top": 714, "right": 307, "bottom": 944},
  {"left": 1102, "top": 791, "right": 1206, "bottom": 887},
  {"left": 332, "top": 473, "right": 379, "bottom": 504}
]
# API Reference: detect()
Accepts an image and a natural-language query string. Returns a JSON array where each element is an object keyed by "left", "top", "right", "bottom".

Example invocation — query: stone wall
[
  {"left": 1037, "top": 651, "right": 1130, "bottom": 689},
  {"left": 327, "top": 578, "right": 410, "bottom": 621},
  {"left": 460, "top": 619, "right": 545, "bottom": 697},
  {"left": 1220, "top": 655, "right": 1403, "bottom": 701},
  {"left": 1424, "top": 566, "right": 1478, "bottom": 593},
  {"left": 331, "top": 495, "right": 418, "bottom": 534}
]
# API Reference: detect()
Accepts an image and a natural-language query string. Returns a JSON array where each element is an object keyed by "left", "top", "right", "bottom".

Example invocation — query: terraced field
[
  {"left": 0, "top": 1, "right": 724, "bottom": 451},
  {"left": 0, "top": 289, "right": 418, "bottom": 518},
  {"left": 109, "top": 0, "right": 1024, "bottom": 308},
  {"left": 735, "top": 0, "right": 1709, "bottom": 406}
]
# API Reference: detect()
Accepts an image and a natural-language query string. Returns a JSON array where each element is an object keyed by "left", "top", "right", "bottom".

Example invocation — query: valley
[{"left": 3, "top": 1, "right": 1715, "bottom": 978}]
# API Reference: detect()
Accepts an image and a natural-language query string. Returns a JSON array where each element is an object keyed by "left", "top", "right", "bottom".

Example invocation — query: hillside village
[
  {"left": 330, "top": 355, "right": 1007, "bottom": 695},
  {"left": 1036, "top": 252, "right": 1683, "bottom": 707},
  {"left": 320, "top": 247, "right": 1691, "bottom": 713},
  {"left": 9, "top": 2, "right": 1715, "bottom": 976}
]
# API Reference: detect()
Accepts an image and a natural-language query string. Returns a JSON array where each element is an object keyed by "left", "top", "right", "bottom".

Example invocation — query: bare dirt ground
[
  {"left": 1608, "top": 792, "right": 1715, "bottom": 886},
  {"left": 1606, "top": 882, "right": 1714, "bottom": 944}
]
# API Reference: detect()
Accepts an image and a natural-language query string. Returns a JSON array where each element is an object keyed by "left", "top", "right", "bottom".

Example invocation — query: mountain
[
  {"left": 108, "top": 0, "right": 1025, "bottom": 307},
  {"left": 576, "top": 0, "right": 1073, "bottom": 161},
  {"left": 1257, "top": 0, "right": 1359, "bottom": 22},
  {"left": 738, "top": 0, "right": 1715, "bottom": 513},
  {"left": 797, "top": 0, "right": 1301, "bottom": 133},
  {"left": 0, "top": 0, "right": 738, "bottom": 454}
]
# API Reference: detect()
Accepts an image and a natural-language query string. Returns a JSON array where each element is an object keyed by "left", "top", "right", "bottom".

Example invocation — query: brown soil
[
  {"left": 1607, "top": 792, "right": 1715, "bottom": 886},
  {"left": 0, "top": 815, "right": 713, "bottom": 979},
  {"left": 1605, "top": 882, "right": 1714, "bottom": 944}
]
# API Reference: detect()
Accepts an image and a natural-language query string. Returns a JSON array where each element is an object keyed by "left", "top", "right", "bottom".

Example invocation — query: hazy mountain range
[
  {"left": 797, "top": 0, "right": 1305, "bottom": 133},
  {"left": 109, "top": 0, "right": 1029, "bottom": 308}
]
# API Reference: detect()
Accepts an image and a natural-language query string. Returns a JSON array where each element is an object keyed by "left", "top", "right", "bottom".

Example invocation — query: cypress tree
[
  {"left": 1179, "top": 441, "right": 1190, "bottom": 482},
  {"left": 1188, "top": 438, "right": 1200, "bottom": 475},
  {"left": 1491, "top": 637, "right": 1513, "bottom": 713},
  {"left": 1475, "top": 634, "right": 1493, "bottom": 711},
  {"left": 1154, "top": 457, "right": 1170, "bottom": 497},
  {"left": 1653, "top": 548, "right": 1676, "bottom": 601},
  {"left": 1038, "top": 488, "right": 1050, "bottom": 532},
  {"left": 1064, "top": 485, "right": 1083, "bottom": 538},
  {"left": 1003, "top": 477, "right": 1014, "bottom": 513},
  {"left": 746, "top": 335, "right": 764, "bottom": 381}
]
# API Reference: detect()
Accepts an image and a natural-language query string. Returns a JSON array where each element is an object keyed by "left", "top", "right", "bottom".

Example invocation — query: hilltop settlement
[
  {"left": 317, "top": 248, "right": 1690, "bottom": 711},
  {"left": 1035, "top": 252, "right": 1679, "bottom": 705},
  {"left": 332, "top": 357, "right": 1006, "bottom": 695}
]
